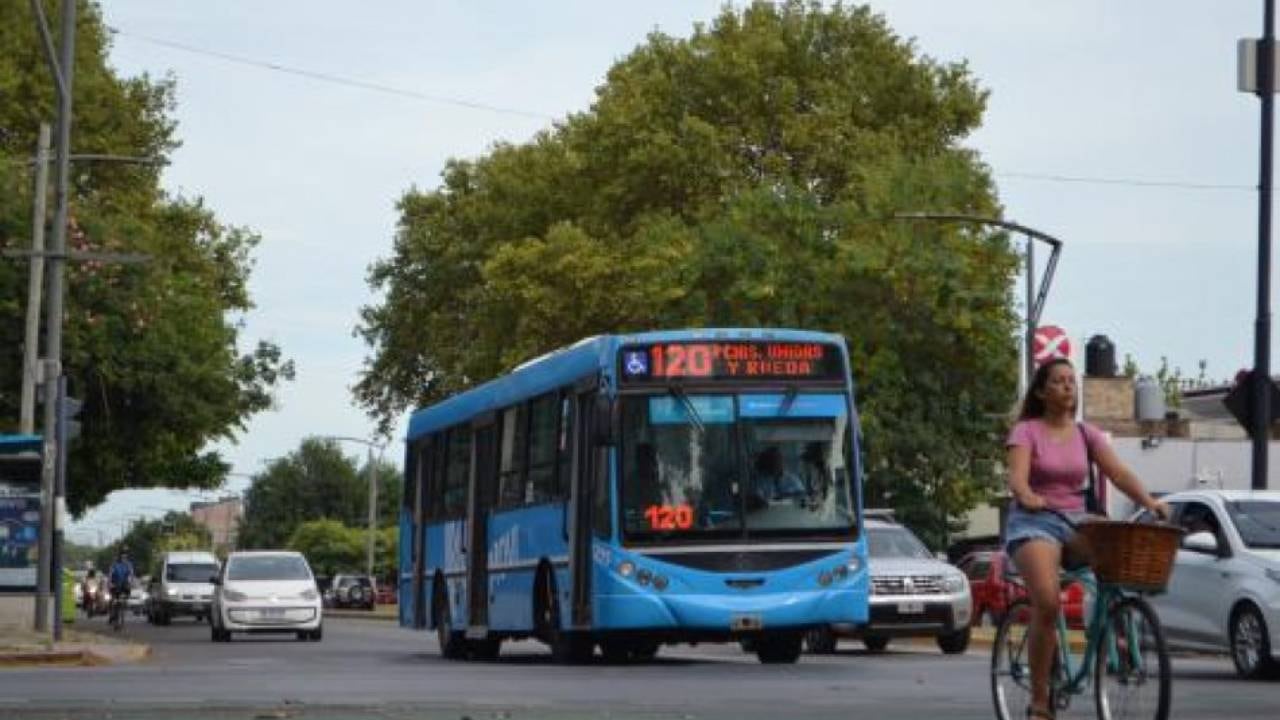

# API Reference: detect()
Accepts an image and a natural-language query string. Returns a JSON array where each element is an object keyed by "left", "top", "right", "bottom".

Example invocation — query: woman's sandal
[{"left": 1026, "top": 706, "right": 1055, "bottom": 720}]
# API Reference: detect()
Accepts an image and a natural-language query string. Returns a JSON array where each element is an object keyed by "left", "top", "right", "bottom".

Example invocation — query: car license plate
[
  {"left": 260, "top": 608, "right": 286, "bottom": 619},
  {"left": 897, "top": 602, "right": 924, "bottom": 614}
]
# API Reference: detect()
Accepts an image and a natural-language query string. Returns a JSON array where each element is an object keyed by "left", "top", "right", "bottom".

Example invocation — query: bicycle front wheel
[
  {"left": 1094, "top": 596, "right": 1170, "bottom": 720},
  {"left": 991, "top": 597, "right": 1035, "bottom": 720}
]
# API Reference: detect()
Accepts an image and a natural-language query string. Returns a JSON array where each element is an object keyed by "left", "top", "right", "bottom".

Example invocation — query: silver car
[
  {"left": 1136, "top": 489, "right": 1280, "bottom": 679},
  {"left": 806, "top": 516, "right": 971, "bottom": 654}
]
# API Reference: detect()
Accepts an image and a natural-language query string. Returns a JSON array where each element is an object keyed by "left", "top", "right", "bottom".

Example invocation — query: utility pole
[
  {"left": 20, "top": 124, "right": 51, "bottom": 435},
  {"left": 33, "top": 0, "right": 77, "bottom": 634},
  {"left": 1252, "top": 0, "right": 1276, "bottom": 491},
  {"left": 366, "top": 444, "right": 377, "bottom": 579}
]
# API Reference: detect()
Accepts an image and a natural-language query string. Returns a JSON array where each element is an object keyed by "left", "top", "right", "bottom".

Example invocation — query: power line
[
  {"left": 996, "top": 171, "right": 1253, "bottom": 192},
  {"left": 105, "top": 26, "right": 556, "bottom": 121},
  {"left": 109, "top": 26, "right": 1255, "bottom": 195}
]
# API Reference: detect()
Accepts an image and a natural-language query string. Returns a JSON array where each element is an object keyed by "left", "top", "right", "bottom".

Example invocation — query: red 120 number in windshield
[{"left": 644, "top": 504, "right": 694, "bottom": 530}]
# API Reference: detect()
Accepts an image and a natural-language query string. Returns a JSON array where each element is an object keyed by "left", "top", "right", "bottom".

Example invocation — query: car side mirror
[{"left": 1183, "top": 531, "right": 1219, "bottom": 554}]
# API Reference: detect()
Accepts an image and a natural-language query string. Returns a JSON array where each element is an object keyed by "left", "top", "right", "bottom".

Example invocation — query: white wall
[{"left": 1104, "top": 437, "right": 1280, "bottom": 516}]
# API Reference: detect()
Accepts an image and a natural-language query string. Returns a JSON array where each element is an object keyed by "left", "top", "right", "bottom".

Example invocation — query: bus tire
[
  {"left": 535, "top": 564, "right": 592, "bottom": 664},
  {"left": 804, "top": 627, "right": 838, "bottom": 654},
  {"left": 755, "top": 633, "right": 803, "bottom": 664},
  {"left": 433, "top": 580, "right": 466, "bottom": 660}
]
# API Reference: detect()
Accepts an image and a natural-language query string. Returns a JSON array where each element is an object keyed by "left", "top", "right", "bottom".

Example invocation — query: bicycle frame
[{"left": 1041, "top": 568, "right": 1148, "bottom": 703}]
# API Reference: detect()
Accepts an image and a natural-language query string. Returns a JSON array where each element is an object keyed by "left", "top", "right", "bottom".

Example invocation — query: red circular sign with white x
[{"left": 1033, "top": 325, "right": 1071, "bottom": 365}]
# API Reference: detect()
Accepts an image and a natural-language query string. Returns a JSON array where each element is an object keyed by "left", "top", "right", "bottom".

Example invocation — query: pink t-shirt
[{"left": 1006, "top": 420, "right": 1108, "bottom": 511}]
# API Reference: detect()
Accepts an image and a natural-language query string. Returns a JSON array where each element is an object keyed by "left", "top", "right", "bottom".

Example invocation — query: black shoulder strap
[{"left": 1078, "top": 422, "right": 1100, "bottom": 513}]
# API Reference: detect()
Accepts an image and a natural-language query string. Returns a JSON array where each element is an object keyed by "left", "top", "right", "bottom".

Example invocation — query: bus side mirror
[{"left": 592, "top": 395, "right": 616, "bottom": 446}]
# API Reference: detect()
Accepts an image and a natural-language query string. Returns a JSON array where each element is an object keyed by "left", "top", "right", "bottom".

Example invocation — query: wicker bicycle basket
[{"left": 1076, "top": 520, "right": 1183, "bottom": 592}]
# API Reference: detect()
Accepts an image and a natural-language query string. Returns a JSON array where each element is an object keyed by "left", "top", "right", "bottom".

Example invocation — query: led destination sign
[{"left": 619, "top": 341, "right": 843, "bottom": 382}]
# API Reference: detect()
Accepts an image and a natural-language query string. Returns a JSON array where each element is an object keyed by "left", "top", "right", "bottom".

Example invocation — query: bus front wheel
[
  {"left": 754, "top": 633, "right": 803, "bottom": 664},
  {"left": 535, "top": 565, "right": 592, "bottom": 664}
]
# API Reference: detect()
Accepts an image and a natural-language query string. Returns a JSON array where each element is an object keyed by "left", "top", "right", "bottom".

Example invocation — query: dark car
[{"left": 330, "top": 574, "right": 376, "bottom": 610}]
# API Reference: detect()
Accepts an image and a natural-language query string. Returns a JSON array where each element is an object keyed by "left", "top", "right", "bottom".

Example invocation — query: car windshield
[
  {"left": 1225, "top": 500, "right": 1280, "bottom": 549},
  {"left": 867, "top": 526, "right": 932, "bottom": 559},
  {"left": 620, "top": 392, "right": 856, "bottom": 542},
  {"left": 227, "top": 555, "right": 311, "bottom": 581},
  {"left": 167, "top": 563, "right": 219, "bottom": 583}
]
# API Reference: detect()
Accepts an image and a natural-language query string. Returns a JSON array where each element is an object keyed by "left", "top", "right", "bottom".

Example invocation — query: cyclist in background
[
  {"left": 1005, "top": 359, "right": 1169, "bottom": 720},
  {"left": 107, "top": 548, "right": 135, "bottom": 628}
]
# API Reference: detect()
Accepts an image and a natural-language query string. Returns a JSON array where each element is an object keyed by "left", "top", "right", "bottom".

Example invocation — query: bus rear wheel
[{"left": 755, "top": 633, "right": 803, "bottom": 664}]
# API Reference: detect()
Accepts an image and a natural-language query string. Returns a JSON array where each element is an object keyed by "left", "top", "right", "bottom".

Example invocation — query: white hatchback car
[
  {"left": 1136, "top": 490, "right": 1280, "bottom": 679},
  {"left": 211, "top": 551, "right": 323, "bottom": 642}
]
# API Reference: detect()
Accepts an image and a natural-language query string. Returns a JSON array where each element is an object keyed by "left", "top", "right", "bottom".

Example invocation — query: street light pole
[
  {"left": 893, "top": 212, "right": 1064, "bottom": 393},
  {"left": 320, "top": 436, "right": 384, "bottom": 579},
  {"left": 1252, "top": 0, "right": 1276, "bottom": 491}
]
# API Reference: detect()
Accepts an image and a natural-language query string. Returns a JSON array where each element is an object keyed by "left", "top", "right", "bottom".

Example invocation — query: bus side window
[
  {"left": 556, "top": 391, "right": 574, "bottom": 500},
  {"left": 445, "top": 427, "right": 471, "bottom": 518},
  {"left": 526, "top": 393, "right": 559, "bottom": 504},
  {"left": 428, "top": 431, "right": 447, "bottom": 521},
  {"left": 498, "top": 405, "right": 525, "bottom": 508},
  {"left": 403, "top": 439, "right": 420, "bottom": 514}
]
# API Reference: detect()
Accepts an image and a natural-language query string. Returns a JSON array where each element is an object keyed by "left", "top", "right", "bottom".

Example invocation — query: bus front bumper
[{"left": 596, "top": 587, "right": 866, "bottom": 632}]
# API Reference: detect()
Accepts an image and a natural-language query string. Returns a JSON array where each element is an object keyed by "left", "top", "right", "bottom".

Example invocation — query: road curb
[{"left": 0, "top": 641, "right": 151, "bottom": 668}]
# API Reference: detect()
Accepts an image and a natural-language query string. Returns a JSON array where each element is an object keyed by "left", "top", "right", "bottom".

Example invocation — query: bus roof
[{"left": 405, "top": 328, "right": 846, "bottom": 441}]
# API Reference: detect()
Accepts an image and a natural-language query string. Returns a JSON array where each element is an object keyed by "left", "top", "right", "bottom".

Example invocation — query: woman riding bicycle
[{"left": 1005, "top": 359, "right": 1169, "bottom": 720}]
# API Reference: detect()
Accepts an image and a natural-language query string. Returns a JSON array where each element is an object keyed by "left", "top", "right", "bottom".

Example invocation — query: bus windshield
[{"left": 621, "top": 392, "right": 856, "bottom": 542}]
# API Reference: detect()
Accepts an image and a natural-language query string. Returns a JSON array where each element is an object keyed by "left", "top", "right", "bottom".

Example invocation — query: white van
[{"left": 147, "top": 550, "right": 220, "bottom": 625}]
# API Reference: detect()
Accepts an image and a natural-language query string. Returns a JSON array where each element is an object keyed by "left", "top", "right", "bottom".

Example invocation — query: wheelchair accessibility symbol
[{"left": 623, "top": 351, "right": 649, "bottom": 377}]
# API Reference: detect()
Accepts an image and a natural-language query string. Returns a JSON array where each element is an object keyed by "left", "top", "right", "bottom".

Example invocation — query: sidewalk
[
  {"left": 325, "top": 604, "right": 398, "bottom": 622},
  {"left": 0, "top": 623, "right": 150, "bottom": 667}
]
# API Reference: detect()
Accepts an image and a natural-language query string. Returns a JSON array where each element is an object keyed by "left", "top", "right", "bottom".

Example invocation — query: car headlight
[
  {"left": 300, "top": 588, "right": 318, "bottom": 601},
  {"left": 942, "top": 574, "right": 967, "bottom": 593},
  {"left": 166, "top": 587, "right": 179, "bottom": 597},
  {"left": 223, "top": 588, "right": 248, "bottom": 602}
]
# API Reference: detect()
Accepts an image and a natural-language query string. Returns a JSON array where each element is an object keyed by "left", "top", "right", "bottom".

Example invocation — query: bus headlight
[
  {"left": 617, "top": 561, "right": 636, "bottom": 578},
  {"left": 845, "top": 556, "right": 862, "bottom": 575},
  {"left": 833, "top": 564, "right": 849, "bottom": 581},
  {"left": 817, "top": 571, "right": 834, "bottom": 587},
  {"left": 637, "top": 569, "right": 653, "bottom": 586},
  {"left": 652, "top": 575, "right": 669, "bottom": 591}
]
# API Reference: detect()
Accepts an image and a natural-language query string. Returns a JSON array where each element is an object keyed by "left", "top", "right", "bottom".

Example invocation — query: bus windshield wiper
[
  {"left": 668, "top": 384, "right": 705, "bottom": 434},
  {"left": 779, "top": 384, "right": 799, "bottom": 417}
]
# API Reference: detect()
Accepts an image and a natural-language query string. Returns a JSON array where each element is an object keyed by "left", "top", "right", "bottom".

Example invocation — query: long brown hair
[{"left": 1018, "top": 358, "right": 1075, "bottom": 420}]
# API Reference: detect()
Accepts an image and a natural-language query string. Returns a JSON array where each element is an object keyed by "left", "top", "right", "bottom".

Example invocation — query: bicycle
[
  {"left": 108, "top": 583, "right": 129, "bottom": 632},
  {"left": 991, "top": 511, "right": 1181, "bottom": 720}
]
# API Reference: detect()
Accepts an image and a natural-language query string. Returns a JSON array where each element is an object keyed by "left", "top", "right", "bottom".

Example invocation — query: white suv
[
  {"left": 806, "top": 516, "right": 971, "bottom": 654},
  {"left": 1137, "top": 490, "right": 1280, "bottom": 679},
  {"left": 211, "top": 551, "right": 323, "bottom": 642}
]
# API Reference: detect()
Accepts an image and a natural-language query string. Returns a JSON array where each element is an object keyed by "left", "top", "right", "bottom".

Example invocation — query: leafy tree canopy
[
  {"left": 286, "top": 519, "right": 397, "bottom": 580},
  {"left": 0, "top": 0, "right": 294, "bottom": 514},
  {"left": 237, "top": 437, "right": 401, "bottom": 551},
  {"left": 97, "top": 510, "right": 212, "bottom": 576},
  {"left": 356, "top": 1, "right": 1020, "bottom": 545}
]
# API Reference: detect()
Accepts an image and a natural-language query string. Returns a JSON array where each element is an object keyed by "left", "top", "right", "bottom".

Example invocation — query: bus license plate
[
  {"left": 731, "top": 613, "right": 763, "bottom": 631},
  {"left": 897, "top": 602, "right": 924, "bottom": 614}
]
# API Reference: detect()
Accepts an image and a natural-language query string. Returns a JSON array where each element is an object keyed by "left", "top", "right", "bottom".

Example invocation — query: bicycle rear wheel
[
  {"left": 1093, "top": 596, "right": 1170, "bottom": 720},
  {"left": 991, "top": 597, "right": 1035, "bottom": 720}
]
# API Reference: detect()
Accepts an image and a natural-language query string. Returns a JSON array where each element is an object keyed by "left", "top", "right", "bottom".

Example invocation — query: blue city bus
[{"left": 398, "top": 329, "right": 868, "bottom": 663}]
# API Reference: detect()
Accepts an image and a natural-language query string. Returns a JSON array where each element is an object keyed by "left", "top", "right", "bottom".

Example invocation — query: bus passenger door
[
  {"left": 467, "top": 417, "right": 497, "bottom": 636},
  {"left": 568, "top": 388, "right": 598, "bottom": 628},
  {"left": 411, "top": 439, "right": 429, "bottom": 629}
]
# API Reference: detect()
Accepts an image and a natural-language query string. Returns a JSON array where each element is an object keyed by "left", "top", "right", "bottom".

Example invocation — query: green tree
[
  {"left": 354, "top": 1, "right": 1017, "bottom": 547},
  {"left": 97, "top": 511, "right": 212, "bottom": 577},
  {"left": 237, "top": 437, "right": 402, "bottom": 550},
  {"left": 286, "top": 519, "right": 363, "bottom": 578},
  {"left": 0, "top": 1, "right": 294, "bottom": 514}
]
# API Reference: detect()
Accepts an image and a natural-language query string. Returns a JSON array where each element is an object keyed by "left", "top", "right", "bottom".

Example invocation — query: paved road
[{"left": 0, "top": 613, "right": 1273, "bottom": 719}]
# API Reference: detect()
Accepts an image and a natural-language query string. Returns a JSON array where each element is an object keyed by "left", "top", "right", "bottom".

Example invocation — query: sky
[{"left": 69, "top": 0, "right": 1269, "bottom": 544}]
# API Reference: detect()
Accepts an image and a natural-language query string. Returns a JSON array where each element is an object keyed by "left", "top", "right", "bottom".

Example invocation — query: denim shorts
[{"left": 1003, "top": 504, "right": 1090, "bottom": 558}]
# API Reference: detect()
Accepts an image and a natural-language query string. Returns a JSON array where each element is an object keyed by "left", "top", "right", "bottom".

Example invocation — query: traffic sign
[{"left": 1033, "top": 325, "right": 1071, "bottom": 365}]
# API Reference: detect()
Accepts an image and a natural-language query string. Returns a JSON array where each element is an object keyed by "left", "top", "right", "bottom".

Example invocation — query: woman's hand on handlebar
[
  {"left": 1016, "top": 491, "right": 1047, "bottom": 512},
  {"left": 1142, "top": 498, "right": 1172, "bottom": 521}
]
